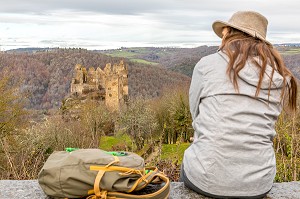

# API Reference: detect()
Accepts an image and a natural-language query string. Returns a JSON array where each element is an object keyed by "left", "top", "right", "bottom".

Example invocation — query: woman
[{"left": 181, "top": 11, "right": 297, "bottom": 198}]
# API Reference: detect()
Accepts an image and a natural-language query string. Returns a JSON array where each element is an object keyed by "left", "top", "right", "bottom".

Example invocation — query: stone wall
[
  {"left": 0, "top": 180, "right": 299, "bottom": 199},
  {"left": 70, "top": 60, "right": 128, "bottom": 111}
]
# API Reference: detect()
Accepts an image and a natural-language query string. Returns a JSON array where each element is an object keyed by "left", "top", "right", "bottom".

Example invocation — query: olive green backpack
[{"left": 38, "top": 149, "right": 170, "bottom": 199}]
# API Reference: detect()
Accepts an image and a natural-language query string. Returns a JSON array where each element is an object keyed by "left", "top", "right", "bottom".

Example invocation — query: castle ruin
[{"left": 70, "top": 60, "right": 128, "bottom": 111}]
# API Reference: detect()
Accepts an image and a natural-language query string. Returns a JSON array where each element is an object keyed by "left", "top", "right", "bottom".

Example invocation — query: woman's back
[
  {"left": 181, "top": 11, "right": 297, "bottom": 199},
  {"left": 184, "top": 51, "right": 282, "bottom": 197}
]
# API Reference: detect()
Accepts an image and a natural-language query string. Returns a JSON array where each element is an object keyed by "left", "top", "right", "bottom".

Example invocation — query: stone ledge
[{"left": 0, "top": 180, "right": 299, "bottom": 199}]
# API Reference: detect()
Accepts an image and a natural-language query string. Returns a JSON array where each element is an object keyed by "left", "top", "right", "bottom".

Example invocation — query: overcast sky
[{"left": 0, "top": 0, "right": 299, "bottom": 50}]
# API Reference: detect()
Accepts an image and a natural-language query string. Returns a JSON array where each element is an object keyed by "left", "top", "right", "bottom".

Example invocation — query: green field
[
  {"left": 130, "top": 58, "right": 159, "bottom": 65},
  {"left": 278, "top": 47, "right": 300, "bottom": 55},
  {"left": 161, "top": 143, "right": 190, "bottom": 163},
  {"left": 99, "top": 134, "right": 132, "bottom": 151},
  {"left": 103, "top": 49, "right": 159, "bottom": 65},
  {"left": 283, "top": 48, "right": 300, "bottom": 54},
  {"left": 102, "top": 47, "right": 176, "bottom": 65},
  {"left": 104, "top": 49, "right": 137, "bottom": 58}
]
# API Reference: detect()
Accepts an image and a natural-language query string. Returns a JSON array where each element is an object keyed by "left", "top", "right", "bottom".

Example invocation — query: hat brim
[
  {"left": 212, "top": 20, "right": 271, "bottom": 45},
  {"left": 212, "top": 20, "right": 231, "bottom": 39}
]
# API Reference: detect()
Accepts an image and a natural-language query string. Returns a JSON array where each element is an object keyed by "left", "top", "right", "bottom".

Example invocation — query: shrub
[
  {"left": 151, "top": 85, "right": 193, "bottom": 144},
  {"left": 274, "top": 111, "right": 300, "bottom": 182},
  {"left": 117, "top": 98, "right": 158, "bottom": 151}
]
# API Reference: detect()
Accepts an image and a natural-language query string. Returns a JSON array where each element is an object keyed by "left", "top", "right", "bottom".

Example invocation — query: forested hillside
[
  {"left": 103, "top": 46, "right": 218, "bottom": 76},
  {"left": 0, "top": 49, "right": 190, "bottom": 109},
  {"left": 282, "top": 54, "right": 300, "bottom": 79},
  {"left": 156, "top": 46, "right": 218, "bottom": 76},
  {"left": 102, "top": 46, "right": 300, "bottom": 78},
  {"left": 1, "top": 46, "right": 299, "bottom": 110},
  {"left": 102, "top": 46, "right": 218, "bottom": 77}
]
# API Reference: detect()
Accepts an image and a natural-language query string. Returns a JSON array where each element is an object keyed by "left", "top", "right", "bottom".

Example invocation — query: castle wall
[{"left": 70, "top": 60, "right": 128, "bottom": 111}]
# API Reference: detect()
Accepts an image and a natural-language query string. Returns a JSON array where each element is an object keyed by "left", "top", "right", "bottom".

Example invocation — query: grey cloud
[
  {"left": 152, "top": 12, "right": 217, "bottom": 31},
  {"left": 0, "top": 0, "right": 299, "bottom": 49},
  {"left": 1, "top": 0, "right": 300, "bottom": 32},
  {"left": 0, "top": 0, "right": 172, "bottom": 15},
  {"left": 1, "top": 0, "right": 300, "bottom": 17},
  {"left": 0, "top": 0, "right": 284, "bottom": 15}
]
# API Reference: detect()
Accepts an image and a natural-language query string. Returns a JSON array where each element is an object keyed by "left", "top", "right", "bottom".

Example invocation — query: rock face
[{"left": 0, "top": 180, "right": 299, "bottom": 199}]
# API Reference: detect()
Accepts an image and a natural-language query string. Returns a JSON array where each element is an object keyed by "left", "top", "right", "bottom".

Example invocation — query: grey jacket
[{"left": 183, "top": 51, "right": 285, "bottom": 197}]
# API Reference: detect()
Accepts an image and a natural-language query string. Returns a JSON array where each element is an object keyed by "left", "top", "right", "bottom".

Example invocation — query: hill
[
  {"left": 102, "top": 46, "right": 300, "bottom": 79},
  {"left": 0, "top": 49, "right": 190, "bottom": 109},
  {"left": 2, "top": 46, "right": 300, "bottom": 110},
  {"left": 101, "top": 46, "right": 218, "bottom": 77}
]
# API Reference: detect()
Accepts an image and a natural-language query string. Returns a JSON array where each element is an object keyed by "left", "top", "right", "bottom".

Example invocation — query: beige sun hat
[{"left": 212, "top": 11, "right": 271, "bottom": 45}]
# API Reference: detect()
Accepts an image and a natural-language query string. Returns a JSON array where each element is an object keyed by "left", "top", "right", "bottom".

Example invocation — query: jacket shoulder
[
  {"left": 198, "top": 52, "right": 225, "bottom": 64},
  {"left": 205, "top": 51, "right": 221, "bottom": 58},
  {"left": 195, "top": 52, "right": 226, "bottom": 70}
]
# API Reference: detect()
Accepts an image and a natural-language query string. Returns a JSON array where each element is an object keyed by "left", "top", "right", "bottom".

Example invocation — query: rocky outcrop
[{"left": 0, "top": 180, "right": 299, "bottom": 199}]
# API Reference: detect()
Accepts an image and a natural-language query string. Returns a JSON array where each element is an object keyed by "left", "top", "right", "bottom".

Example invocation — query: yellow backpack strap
[
  {"left": 87, "top": 156, "right": 120, "bottom": 199},
  {"left": 93, "top": 170, "right": 106, "bottom": 197},
  {"left": 88, "top": 158, "right": 170, "bottom": 199},
  {"left": 87, "top": 168, "right": 170, "bottom": 199},
  {"left": 106, "top": 170, "right": 170, "bottom": 199}
]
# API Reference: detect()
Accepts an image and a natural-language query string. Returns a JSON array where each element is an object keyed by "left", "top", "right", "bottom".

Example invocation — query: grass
[
  {"left": 99, "top": 134, "right": 131, "bottom": 151},
  {"left": 103, "top": 47, "right": 161, "bottom": 65},
  {"left": 99, "top": 135, "right": 190, "bottom": 164},
  {"left": 104, "top": 50, "right": 137, "bottom": 58},
  {"left": 130, "top": 59, "right": 158, "bottom": 65},
  {"left": 160, "top": 143, "right": 190, "bottom": 163},
  {"left": 279, "top": 48, "right": 300, "bottom": 55}
]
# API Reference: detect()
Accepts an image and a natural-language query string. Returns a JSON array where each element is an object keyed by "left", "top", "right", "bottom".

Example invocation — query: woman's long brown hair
[{"left": 219, "top": 27, "right": 298, "bottom": 111}]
